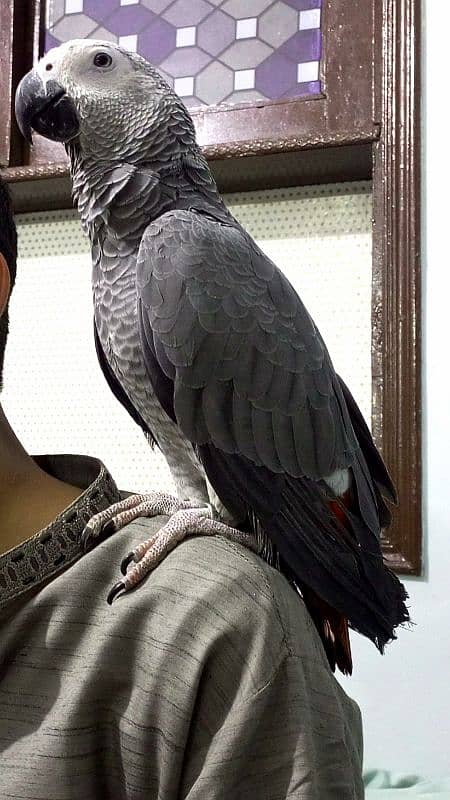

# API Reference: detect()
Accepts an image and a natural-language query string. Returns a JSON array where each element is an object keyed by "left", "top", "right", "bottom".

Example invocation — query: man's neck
[{"left": 0, "top": 405, "right": 82, "bottom": 555}]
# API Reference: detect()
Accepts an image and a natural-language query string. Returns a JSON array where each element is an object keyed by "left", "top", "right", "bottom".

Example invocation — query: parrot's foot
[
  {"left": 106, "top": 504, "right": 259, "bottom": 605},
  {"left": 81, "top": 491, "right": 191, "bottom": 552},
  {"left": 81, "top": 491, "right": 258, "bottom": 605}
]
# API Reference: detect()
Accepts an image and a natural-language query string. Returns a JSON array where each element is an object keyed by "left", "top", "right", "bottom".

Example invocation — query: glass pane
[{"left": 44, "top": 0, "right": 322, "bottom": 109}]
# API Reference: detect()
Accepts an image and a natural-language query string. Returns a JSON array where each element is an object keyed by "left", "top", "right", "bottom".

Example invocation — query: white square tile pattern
[
  {"left": 174, "top": 75, "right": 194, "bottom": 95},
  {"left": 299, "top": 8, "right": 321, "bottom": 30},
  {"left": 176, "top": 26, "right": 196, "bottom": 47},
  {"left": 236, "top": 17, "right": 257, "bottom": 39},
  {"left": 234, "top": 68, "right": 255, "bottom": 90},
  {"left": 47, "top": 0, "right": 324, "bottom": 107},
  {"left": 297, "top": 60, "right": 319, "bottom": 83},
  {"left": 64, "top": 0, "right": 83, "bottom": 14},
  {"left": 119, "top": 34, "right": 138, "bottom": 51}
]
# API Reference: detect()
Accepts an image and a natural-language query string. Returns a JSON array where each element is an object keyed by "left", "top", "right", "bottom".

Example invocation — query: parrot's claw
[
  {"left": 107, "top": 580, "right": 126, "bottom": 606},
  {"left": 107, "top": 506, "right": 258, "bottom": 604},
  {"left": 81, "top": 490, "right": 256, "bottom": 605},
  {"left": 81, "top": 491, "right": 190, "bottom": 552},
  {"left": 120, "top": 552, "right": 136, "bottom": 575}
]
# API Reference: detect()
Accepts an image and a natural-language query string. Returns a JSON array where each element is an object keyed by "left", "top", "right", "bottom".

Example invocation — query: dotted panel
[
  {"left": 2, "top": 182, "right": 372, "bottom": 494},
  {"left": 227, "top": 183, "right": 373, "bottom": 422},
  {"left": 44, "top": 0, "right": 323, "bottom": 108}
]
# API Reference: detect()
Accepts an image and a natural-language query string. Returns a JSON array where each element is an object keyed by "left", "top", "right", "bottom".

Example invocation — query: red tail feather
[{"left": 301, "top": 490, "right": 354, "bottom": 675}]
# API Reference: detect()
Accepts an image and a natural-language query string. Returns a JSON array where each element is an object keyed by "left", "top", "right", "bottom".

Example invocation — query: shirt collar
[{"left": 0, "top": 454, "right": 121, "bottom": 609}]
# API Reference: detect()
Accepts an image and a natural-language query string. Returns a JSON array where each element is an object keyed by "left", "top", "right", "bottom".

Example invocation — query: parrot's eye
[{"left": 93, "top": 52, "right": 112, "bottom": 68}]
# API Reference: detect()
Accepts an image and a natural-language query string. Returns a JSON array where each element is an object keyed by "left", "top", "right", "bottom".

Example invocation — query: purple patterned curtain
[{"left": 45, "top": 0, "right": 322, "bottom": 108}]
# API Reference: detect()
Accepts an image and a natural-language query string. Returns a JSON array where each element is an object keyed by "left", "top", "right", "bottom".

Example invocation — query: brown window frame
[{"left": 1, "top": 0, "right": 422, "bottom": 574}]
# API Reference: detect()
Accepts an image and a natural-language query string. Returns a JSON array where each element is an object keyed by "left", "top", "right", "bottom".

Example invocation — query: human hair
[{"left": 0, "top": 177, "right": 17, "bottom": 388}]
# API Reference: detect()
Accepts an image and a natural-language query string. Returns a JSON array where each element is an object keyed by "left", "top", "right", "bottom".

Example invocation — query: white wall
[{"left": 338, "top": 0, "right": 450, "bottom": 778}]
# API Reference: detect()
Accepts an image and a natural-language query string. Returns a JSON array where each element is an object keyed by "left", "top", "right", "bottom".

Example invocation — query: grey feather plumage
[
  {"left": 15, "top": 40, "right": 408, "bottom": 672},
  {"left": 140, "top": 210, "right": 357, "bottom": 478}
]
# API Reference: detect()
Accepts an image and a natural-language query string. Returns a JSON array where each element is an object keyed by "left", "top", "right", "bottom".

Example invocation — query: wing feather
[
  {"left": 132, "top": 207, "right": 407, "bottom": 662},
  {"left": 137, "top": 209, "right": 357, "bottom": 481}
]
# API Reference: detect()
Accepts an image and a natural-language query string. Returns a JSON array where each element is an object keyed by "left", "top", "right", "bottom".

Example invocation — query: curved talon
[
  {"left": 80, "top": 528, "right": 92, "bottom": 552},
  {"left": 121, "top": 552, "right": 135, "bottom": 575},
  {"left": 107, "top": 580, "right": 126, "bottom": 605},
  {"left": 103, "top": 520, "right": 116, "bottom": 536},
  {"left": 81, "top": 518, "right": 116, "bottom": 553}
]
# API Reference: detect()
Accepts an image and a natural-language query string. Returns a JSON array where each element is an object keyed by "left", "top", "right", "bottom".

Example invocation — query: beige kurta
[{"left": 0, "top": 454, "right": 364, "bottom": 799}]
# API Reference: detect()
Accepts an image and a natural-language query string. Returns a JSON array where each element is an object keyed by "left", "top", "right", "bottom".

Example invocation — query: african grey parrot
[{"left": 15, "top": 39, "right": 408, "bottom": 674}]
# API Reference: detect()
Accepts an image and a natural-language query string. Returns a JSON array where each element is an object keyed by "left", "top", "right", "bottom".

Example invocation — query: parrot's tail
[
  {"left": 199, "top": 441, "right": 410, "bottom": 674},
  {"left": 291, "top": 492, "right": 355, "bottom": 675},
  {"left": 300, "top": 585, "right": 353, "bottom": 675}
]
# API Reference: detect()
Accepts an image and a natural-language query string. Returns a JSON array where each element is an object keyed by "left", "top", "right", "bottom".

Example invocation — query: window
[{"left": 1, "top": 0, "right": 422, "bottom": 573}]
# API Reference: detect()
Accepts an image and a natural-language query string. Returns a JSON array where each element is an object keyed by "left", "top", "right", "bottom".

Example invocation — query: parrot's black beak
[{"left": 15, "top": 71, "right": 80, "bottom": 145}]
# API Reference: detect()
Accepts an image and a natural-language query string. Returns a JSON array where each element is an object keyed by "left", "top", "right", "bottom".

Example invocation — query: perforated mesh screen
[{"left": 2, "top": 181, "right": 372, "bottom": 494}]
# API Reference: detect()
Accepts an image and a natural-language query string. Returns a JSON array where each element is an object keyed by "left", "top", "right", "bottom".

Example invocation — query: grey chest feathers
[{"left": 92, "top": 245, "right": 209, "bottom": 507}]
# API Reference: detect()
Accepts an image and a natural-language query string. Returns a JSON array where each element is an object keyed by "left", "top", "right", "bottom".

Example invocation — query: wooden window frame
[{"left": 0, "top": 0, "right": 422, "bottom": 574}]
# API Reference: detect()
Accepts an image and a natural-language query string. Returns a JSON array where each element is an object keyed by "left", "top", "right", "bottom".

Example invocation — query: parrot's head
[{"left": 15, "top": 39, "right": 196, "bottom": 163}]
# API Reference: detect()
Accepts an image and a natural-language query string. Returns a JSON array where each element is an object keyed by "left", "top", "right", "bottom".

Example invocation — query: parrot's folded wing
[
  {"left": 134, "top": 209, "right": 408, "bottom": 652},
  {"left": 136, "top": 208, "right": 359, "bottom": 483}
]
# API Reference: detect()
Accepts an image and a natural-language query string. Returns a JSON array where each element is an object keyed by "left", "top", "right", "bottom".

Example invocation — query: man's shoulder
[
  {"left": 67, "top": 515, "right": 329, "bottom": 679},
  {"left": 46, "top": 515, "right": 335, "bottom": 703},
  {"left": 99, "top": 518, "right": 327, "bottom": 666},
  {"left": 113, "top": 518, "right": 287, "bottom": 631},
  {"left": 120, "top": 519, "right": 281, "bottom": 606}
]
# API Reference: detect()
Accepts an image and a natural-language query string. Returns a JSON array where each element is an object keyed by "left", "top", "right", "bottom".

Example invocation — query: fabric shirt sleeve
[
  {"left": 138, "top": 536, "right": 365, "bottom": 800},
  {"left": 180, "top": 652, "right": 364, "bottom": 800}
]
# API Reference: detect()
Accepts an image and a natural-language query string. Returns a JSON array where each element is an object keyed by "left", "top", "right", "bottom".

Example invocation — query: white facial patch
[
  {"left": 35, "top": 40, "right": 83, "bottom": 84},
  {"left": 35, "top": 39, "right": 122, "bottom": 88}
]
